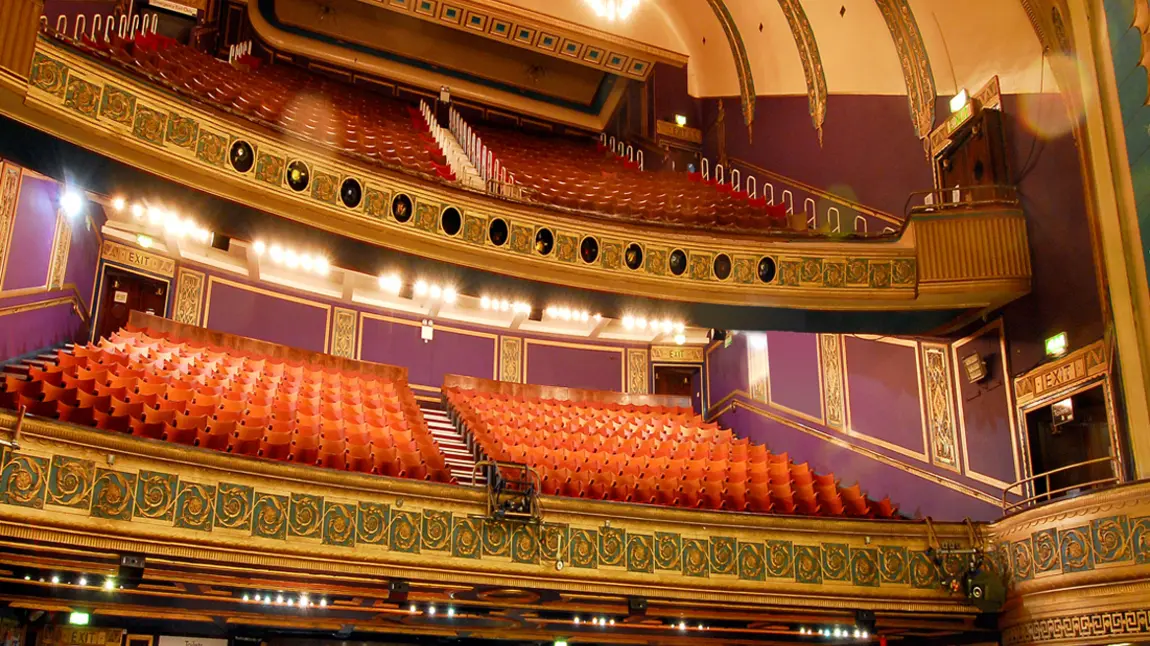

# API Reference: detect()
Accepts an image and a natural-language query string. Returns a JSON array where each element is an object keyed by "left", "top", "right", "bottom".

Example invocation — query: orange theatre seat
[{"left": 444, "top": 379, "right": 901, "bottom": 519}]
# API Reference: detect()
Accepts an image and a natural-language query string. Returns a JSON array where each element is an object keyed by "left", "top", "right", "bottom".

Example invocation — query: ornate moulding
[
  {"left": 0, "top": 409, "right": 981, "bottom": 611},
  {"left": 8, "top": 38, "right": 1031, "bottom": 312}
]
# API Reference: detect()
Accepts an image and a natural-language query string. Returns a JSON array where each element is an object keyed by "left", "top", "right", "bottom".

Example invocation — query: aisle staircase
[{"left": 420, "top": 401, "right": 483, "bottom": 485}]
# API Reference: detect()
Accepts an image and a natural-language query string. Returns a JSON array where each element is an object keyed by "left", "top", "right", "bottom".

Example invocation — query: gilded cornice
[
  {"left": 874, "top": 0, "right": 936, "bottom": 140},
  {"left": 0, "top": 410, "right": 982, "bottom": 610},
  {"left": 706, "top": 0, "right": 755, "bottom": 136},
  {"left": 776, "top": 0, "right": 827, "bottom": 145},
  {"left": 5, "top": 38, "right": 1032, "bottom": 312}
]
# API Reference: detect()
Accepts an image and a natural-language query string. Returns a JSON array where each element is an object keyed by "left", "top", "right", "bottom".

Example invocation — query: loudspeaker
[
  {"left": 388, "top": 580, "right": 410, "bottom": 601},
  {"left": 707, "top": 329, "right": 727, "bottom": 343},
  {"left": 965, "top": 569, "right": 1005, "bottom": 613},
  {"left": 628, "top": 597, "right": 648, "bottom": 616},
  {"left": 936, "top": 109, "right": 1009, "bottom": 190},
  {"left": 210, "top": 234, "right": 231, "bottom": 252},
  {"left": 118, "top": 554, "right": 145, "bottom": 589}
]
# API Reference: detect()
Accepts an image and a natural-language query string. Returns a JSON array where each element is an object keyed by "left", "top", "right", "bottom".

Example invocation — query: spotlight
[
  {"left": 429, "top": 284, "right": 442, "bottom": 299},
  {"left": 51, "top": 575, "right": 60, "bottom": 585},
  {"left": 23, "top": 575, "right": 30, "bottom": 581},
  {"left": 131, "top": 203, "right": 144, "bottom": 219},
  {"left": 284, "top": 250, "right": 299, "bottom": 269},
  {"left": 573, "top": 616, "right": 580, "bottom": 624},
  {"left": 661, "top": 319, "right": 674, "bottom": 333},
  {"left": 697, "top": 623, "right": 704, "bottom": 630},
  {"left": 60, "top": 189, "right": 84, "bottom": 219},
  {"left": 622, "top": 315, "right": 635, "bottom": 330},
  {"left": 242, "top": 593, "right": 249, "bottom": 601},
  {"left": 428, "top": 604, "right": 437, "bottom": 616},
  {"left": 136, "top": 234, "right": 153, "bottom": 249},
  {"left": 636, "top": 317, "right": 648, "bottom": 330},
  {"left": 78, "top": 576, "right": 87, "bottom": 586},
  {"left": 314, "top": 257, "right": 330, "bottom": 276},
  {"left": 414, "top": 280, "right": 429, "bottom": 297},
  {"left": 677, "top": 620, "right": 686, "bottom": 631},
  {"left": 299, "top": 594, "right": 309, "bottom": 607},
  {"left": 379, "top": 273, "right": 403, "bottom": 294},
  {"left": 500, "top": 299, "right": 510, "bottom": 312},
  {"left": 300, "top": 255, "right": 315, "bottom": 272},
  {"left": 269, "top": 244, "right": 284, "bottom": 262},
  {"left": 319, "top": 598, "right": 327, "bottom": 608},
  {"left": 447, "top": 606, "right": 455, "bottom": 618},
  {"left": 111, "top": 197, "right": 126, "bottom": 211},
  {"left": 276, "top": 593, "right": 284, "bottom": 604},
  {"left": 263, "top": 596, "right": 271, "bottom": 605},
  {"left": 409, "top": 603, "right": 417, "bottom": 613},
  {"left": 443, "top": 286, "right": 457, "bottom": 304},
  {"left": 481, "top": 296, "right": 492, "bottom": 309},
  {"left": 609, "top": 619, "right": 615, "bottom": 626},
  {"left": 253, "top": 240, "right": 266, "bottom": 256}
]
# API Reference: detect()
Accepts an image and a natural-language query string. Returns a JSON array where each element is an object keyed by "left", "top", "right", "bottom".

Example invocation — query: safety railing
[
  {"left": 1002, "top": 456, "right": 1121, "bottom": 514},
  {"left": 43, "top": 11, "right": 158, "bottom": 43},
  {"left": 448, "top": 105, "right": 521, "bottom": 197},
  {"left": 907, "top": 184, "right": 1021, "bottom": 218},
  {"left": 598, "top": 133, "right": 644, "bottom": 170}
]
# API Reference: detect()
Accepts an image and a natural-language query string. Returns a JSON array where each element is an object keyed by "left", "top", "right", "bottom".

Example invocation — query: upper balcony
[{"left": 0, "top": 13, "right": 1032, "bottom": 321}]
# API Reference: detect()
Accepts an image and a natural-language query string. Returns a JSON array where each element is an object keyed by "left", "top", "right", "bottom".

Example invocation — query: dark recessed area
[
  {"left": 441, "top": 207, "right": 462, "bottom": 236},
  {"left": 580, "top": 236, "right": 599, "bottom": 264},
  {"left": 625, "top": 243, "right": 643, "bottom": 270},
  {"left": 286, "top": 160, "right": 310, "bottom": 192},
  {"left": 340, "top": 177, "right": 362, "bottom": 208},
  {"left": 534, "top": 228, "right": 554, "bottom": 255},
  {"left": 392, "top": 194, "right": 413, "bottom": 223},
  {"left": 757, "top": 256, "right": 777, "bottom": 283},
  {"left": 489, "top": 218, "right": 508, "bottom": 246},
  {"left": 713, "top": 253, "right": 732, "bottom": 280},
  {"left": 669, "top": 249, "right": 687, "bottom": 276},
  {"left": 229, "top": 140, "right": 254, "bottom": 173}
]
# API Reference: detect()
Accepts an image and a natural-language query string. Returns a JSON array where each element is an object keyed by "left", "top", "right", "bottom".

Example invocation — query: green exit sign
[
  {"left": 1045, "top": 332, "right": 1068, "bottom": 357},
  {"left": 68, "top": 612, "right": 90, "bottom": 626}
]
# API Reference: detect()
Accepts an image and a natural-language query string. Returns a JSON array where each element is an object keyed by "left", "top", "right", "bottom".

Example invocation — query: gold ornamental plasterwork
[
  {"left": 922, "top": 344, "right": 959, "bottom": 471},
  {"left": 1013, "top": 339, "right": 1108, "bottom": 407},
  {"left": 627, "top": 348, "right": 649, "bottom": 394},
  {"left": 499, "top": 336, "right": 523, "bottom": 383},
  {"left": 819, "top": 334, "right": 844, "bottom": 430},
  {"left": 330, "top": 308, "right": 357, "bottom": 358},
  {"left": 37, "top": 626, "right": 124, "bottom": 646},
  {"left": 650, "top": 345, "right": 704, "bottom": 364},
  {"left": 100, "top": 239, "right": 175, "bottom": 277},
  {"left": 173, "top": 267, "right": 205, "bottom": 326},
  {"left": 46, "top": 212, "right": 71, "bottom": 290},
  {"left": 0, "top": 164, "right": 19, "bottom": 287},
  {"left": 655, "top": 120, "right": 703, "bottom": 145}
]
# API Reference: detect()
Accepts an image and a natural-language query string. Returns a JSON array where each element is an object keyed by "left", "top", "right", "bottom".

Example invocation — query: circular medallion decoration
[
  {"left": 669, "top": 249, "right": 687, "bottom": 276},
  {"left": 340, "top": 177, "right": 362, "bottom": 208},
  {"left": 713, "top": 253, "right": 732, "bottom": 280},
  {"left": 391, "top": 194, "right": 413, "bottom": 223},
  {"left": 286, "top": 160, "right": 310, "bottom": 192},
  {"left": 534, "top": 228, "right": 554, "bottom": 255},
  {"left": 624, "top": 243, "right": 643, "bottom": 270},
  {"left": 441, "top": 207, "right": 462, "bottom": 236},
  {"left": 579, "top": 236, "right": 599, "bottom": 263},
  {"left": 229, "top": 140, "right": 254, "bottom": 173},
  {"left": 489, "top": 218, "right": 509, "bottom": 246},
  {"left": 757, "top": 256, "right": 777, "bottom": 283}
]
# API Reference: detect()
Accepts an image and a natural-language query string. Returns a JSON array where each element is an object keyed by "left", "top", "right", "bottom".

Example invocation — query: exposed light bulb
[
  {"left": 284, "top": 250, "right": 299, "bottom": 269},
  {"left": 414, "top": 280, "right": 429, "bottom": 296},
  {"left": 409, "top": 603, "right": 417, "bottom": 613},
  {"left": 253, "top": 240, "right": 266, "bottom": 256},
  {"left": 51, "top": 575, "right": 60, "bottom": 585},
  {"left": 674, "top": 333, "right": 686, "bottom": 345},
  {"left": 111, "top": 196, "right": 126, "bottom": 211},
  {"left": 443, "top": 286, "right": 457, "bottom": 304},
  {"left": 60, "top": 189, "right": 84, "bottom": 219},
  {"left": 428, "top": 604, "right": 437, "bottom": 616},
  {"left": 78, "top": 576, "right": 88, "bottom": 586},
  {"left": 318, "top": 598, "right": 327, "bottom": 608},
  {"left": 269, "top": 244, "right": 284, "bottom": 262},
  {"left": 481, "top": 296, "right": 492, "bottom": 310},
  {"left": 136, "top": 234, "right": 153, "bottom": 249},
  {"left": 300, "top": 254, "right": 315, "bottom": 272},
  {"left": 622, "top": 315, "right": 635, "bottom": 330},
  {"left": 131, "top": 203, "right": 144, "bottom": 219},
  {"left": 314, "top": 257, "right": 330, "bottom": 276},
  {"left": 380, "top": 273, "right": 403, "bottom": 294},
  {"left": 447, "top": 606, "right": 455, "bottom": 618},
  {"left": 636, "top": 317, "right": 648, "bottom": 330}
]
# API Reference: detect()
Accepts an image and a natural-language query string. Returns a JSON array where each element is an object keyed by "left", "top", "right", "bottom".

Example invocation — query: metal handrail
[
  {"left": 907, "top": 184, "right": 1021, "bottom": 218},
  {"left": 1002, "top": 456, "right": 1119, "bottom": 513}
]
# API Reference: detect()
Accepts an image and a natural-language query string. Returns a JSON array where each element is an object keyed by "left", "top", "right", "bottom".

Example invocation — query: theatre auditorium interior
[{"left": 4, "top": 0, "right": 1150, "bottom": 645}]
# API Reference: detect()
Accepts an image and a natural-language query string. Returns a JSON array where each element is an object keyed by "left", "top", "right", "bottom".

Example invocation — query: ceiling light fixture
[{"left": 585, "top": 0, "right": 640, "bottom": 21}]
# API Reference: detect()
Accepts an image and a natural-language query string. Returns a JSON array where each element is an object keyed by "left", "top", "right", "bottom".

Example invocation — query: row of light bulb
[
  {"left": 253, "top": 241, "right": 331, "bottom": 276},
  {"left": 28, "top": 573, "right": 119, "bottom": 590},
  {"left": 408, "top": 603, "right": 456, "bottom": 617},
  {"left": 414, "top": 280, "right": 457, "bottom": 303},
  {"left": 482, "top": 296, "right": 531, "bottom": 314},
  {"left": 114, "top": 197, "right": 213, "bottom": 245},
  {"left": 622, "top": 315, "right": 685, "bottom": 334},
  {"left": 242, "top": 591, "right": 326, "bottom": 607},
  {"left": 798, "top": 627, "right": 869, "bottom": 639},
  {"left": 545, "top": 306, "right": 601, "bottom": 323}
]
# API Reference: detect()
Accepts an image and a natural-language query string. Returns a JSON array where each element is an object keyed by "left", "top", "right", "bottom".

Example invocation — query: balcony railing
[
  {"left": 1002, "top": 456, "right": 1121, "bottom": 514},
  {"left": 907, "top": 184, "right": 1021, "bottom": 217}
]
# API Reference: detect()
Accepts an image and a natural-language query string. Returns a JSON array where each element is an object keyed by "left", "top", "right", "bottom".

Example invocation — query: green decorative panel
[
  {"left": 29, "top": 52, "right": 68, "bottom": 97},
  {"left": 421, "top": 509, "right": 451, "bottom": 551},
  {"left": 213, "top": 482, "right": 253, "bottom": 530},
  {"left": 737, "top": 542, "right": 765, "bottom": 581},
  {"left": 311, "top": 171, "right": 339, "bottom": 204},
  {"left": 823, "top": 260, "right": 845, "bottom": 288},
  {"left": 892, "top": 258, "right": 916, "bottom": 285},
  {"left": 626, "top": 534, "right": 654, "bottom": 573},
  {"left": 850, "top": 548, "right": 879, "bottom": 587},
  {"left": 357, "top": 502, "right": 389, "bottom": 545},
  {"left": 709, "top": 536, "right": 736, "bottom": 576},
  {"left": 778, "top": 259, "right": 800, "bottom": 286},
  {"left": 654, "top": 531, "right": 681, "bottom": 570},
  {"left": 541, "top": 522, "right": 568, "bottom": 561},
  {"left": 822, "top": 543, "right": 850, "bottom": 582},
  {"left": 289, "top": 493, "right": 323, "bottom": 539},
  {"left": 688, "top": 253, "right": 711, "bottom": 281},
  {"left": 175, "top": 482, "right": 215, "bottom": 532},
  {"left": 509, "top": 224, "right": 532, "bottom": 254},
  {"left": 1032, "top": 529, "right": 1059, "bottom": 574},
  {"left": 799, "top": 258, "right": 823, "bottom": 284},
  {"left": 570, "top": 528, "right": 598, "bottom": 568},
  {"left": 1133, "top": 516, "right": 1150, "bottom": 565},
  {"left": 1091, "top": 516, "right": 1132, "bottom": 564},
  {"left": 1058, "top": 527, "right": 1092, "bottom": 574},
  {"left": 600, "top": 241, "right": 622, "bottom": 270},
  {"left": 511, "top": 524, "right": 539, "bottom": 564},
  {"left": 451, "top": 517, "right": 481, "bottom": 559},
  {"left": 555, "top": 233, "right": 578, "bottom": 263},
  {"left": 92, "top": 469, "right": 136, "bottom": 520},
  {"left": 132, "top": 106, "right": 167, "bottom": 146},
  {"left": 869, "top": 261, "right": 892, "bottom": 288},
  {"left": 99, "top": 85, "right": 136, "bottom": 125},
  {"left": 909, "top": 550, "right": 939, "bottom": 588},
  {"left": 482, "top": 519, "right": 511, "bottom": 557},
  {"left": 323, "top": 501, "right": 356, "bottom": 547},
  {"left": 462, "top": 215, "right": 485, "bottom": 244},
  {"left": 414, "top": 203, "right": 438, "bottom": 233},
  {"left": 879, "top": 545, "right": 909, "bottom": 584},
  {"left": 252, "top": 493, "right": 289, "bottom": 540},
  {"left": 598, "top": 525, "right": 625, "bottom": 568},
  {"left": 766, "top": 540, "right": 794, "bottom": 578},
  {"left": 254, "top": 153, "right": 284, "bottom": 186},
  {"left": 46, "top": 455, "right": 94, "bottom": 509},
  {"left": 733, "top": 257, "right": 755, "bottom": 284},
  {"left": 794, "top": 545, "right": 822, "bottom": 584},
  {"left": 64, "top": 77, "right": 101, "bottom": 118},
  {"left": 1, "top": 454, "right": 48, "bottom": 508},
  {"left": 195, "top": 132, "right": 227, "bottom": 167},
  {"left": 363, "top": 188, "right": 391, "bottom": 220},
  {"left": 165, "top": 113, "right": 200, "bottom": 150},
  {"left": 846, "top": 258, "right": 869, "bottom": 285},
  {"left": 390, "top": 510, "right": 421, "bottom": 553},
  {"left": 134, "top": 470, "right": 178, "bottom": 521},
  {"left": 682, "top": 538, "right": 709, "bottom": 577},
  {"left": 644, "top": 248, "right": 666, "bottom": 276}
]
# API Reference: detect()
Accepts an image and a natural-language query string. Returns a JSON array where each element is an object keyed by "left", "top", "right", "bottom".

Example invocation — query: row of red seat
[
  {"left": 1, "top": 327, "right": 454, "bottom": 482},
  {"left": 446, "top": 387, "right": 898, "bottom": 518}
]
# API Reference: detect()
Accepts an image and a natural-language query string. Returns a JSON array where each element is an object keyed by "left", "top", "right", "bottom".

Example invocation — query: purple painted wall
[
  {"left": 843, "top": 337, "right": 924, "bottom": 452},
  {"left": 203, "top": 279, "right": 329, "bottom": 353},
  {"left": 766, "top": 331, "right": 822, "bottom": 420},
  {"left": 64, "top": 211, "right": 103, "bottom": 311},
  {"left": 705, "top": 332, "right": 748, "bottom": 406},
  {"left": 3, "top": 175, "right": 59, "bottom": 292},
  {"left": 0, "top": 298, "right": 85, "bottom": 361},
  {"left": 955, "top": 326, "right": 1018, "bottom": 483},
  {"left": 525, "top": 342, "right": 623, "bottom": 392},
  {"left": 360, "top": 316, "right": 495, "bottom": 388}
]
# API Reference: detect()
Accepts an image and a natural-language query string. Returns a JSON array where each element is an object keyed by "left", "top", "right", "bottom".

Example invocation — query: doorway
[
  {"left": 1023, "top": 383, "right": 1116, "bottom": 504},
  {"left": 653, "top": 365, "right": 702, "bottom": 413},
  {"left": 95, "top": 266, "right": 169, "bottom": 342}
]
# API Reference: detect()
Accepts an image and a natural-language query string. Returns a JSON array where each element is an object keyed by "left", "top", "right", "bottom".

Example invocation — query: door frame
[
  {"left": 90, "top": 260, "right": 172, "bottom": 343},
  {"left": 651, "top": 362, "right": 705, "bottom": 410}
]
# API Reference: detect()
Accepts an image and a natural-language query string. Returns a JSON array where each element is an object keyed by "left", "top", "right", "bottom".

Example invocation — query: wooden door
[{"left": 96, "top": 267, "right": 167, "bottom": 341}]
